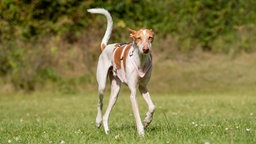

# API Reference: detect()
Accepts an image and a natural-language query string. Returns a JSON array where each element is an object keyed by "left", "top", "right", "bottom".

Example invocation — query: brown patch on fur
[
  {"left": 129, "top": 28, "right": 155, "bottom": 43},
  {"left": 113, "top": 43, "right": 132, "bottom": 70},
  {"left": 114, "top": 43, "right": 120, "bottom": 47},
  {"left": 101, "top": 44, "right": 106, "bottom": 51}
]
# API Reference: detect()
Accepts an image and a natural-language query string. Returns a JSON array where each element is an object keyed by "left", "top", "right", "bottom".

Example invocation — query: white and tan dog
[{"left": 87, "top": 8, "right": 155, "bottom": 136}]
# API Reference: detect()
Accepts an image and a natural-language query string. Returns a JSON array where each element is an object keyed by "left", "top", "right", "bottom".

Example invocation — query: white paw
[
  {"left": 96, "top": 117, "right": 102, "bottom": 128},
  {"left": 96, "top": 122, "right": 101, "bottom": 128},
  {"left": 138, "top": 130, "right": 145, "bottom": 137},
  {"left": 104, "top": 128, "right": 110, "bottom": 134},
  {"left": 103, "top": 120, "right": 109, "bottom": 134},
  {"left": 143, "top": 112, "right": 153, "bottom": 128}
]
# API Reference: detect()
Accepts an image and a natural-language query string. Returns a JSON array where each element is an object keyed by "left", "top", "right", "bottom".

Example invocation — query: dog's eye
[
  {"left": 148, "top": 37, "right": 153, "bottom": 41},
  {"left": 136, "top": 37, "right": 141, "bottom": 40}
]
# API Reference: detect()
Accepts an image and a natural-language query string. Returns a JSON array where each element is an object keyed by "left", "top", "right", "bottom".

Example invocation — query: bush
[{"left": 0, "top": 0, "right": 256, "bottom": 91}]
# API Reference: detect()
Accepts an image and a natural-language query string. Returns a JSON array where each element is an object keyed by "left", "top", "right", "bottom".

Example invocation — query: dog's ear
[
  {"left": 128, "top": 28, "right": 136, "bottom": 38},
  {"left": 149, "top": 29, "right": 155, "bottom": 37}
]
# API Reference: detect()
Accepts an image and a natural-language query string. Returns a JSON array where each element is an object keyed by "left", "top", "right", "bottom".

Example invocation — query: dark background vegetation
[{"left": 0, "top": 0, "right": 256, "bottom": 93}]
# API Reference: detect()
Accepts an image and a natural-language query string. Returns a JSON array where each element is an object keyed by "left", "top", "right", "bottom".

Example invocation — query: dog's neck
[{"left": 132, "top": 42, "right": 151, "bottom": 70}]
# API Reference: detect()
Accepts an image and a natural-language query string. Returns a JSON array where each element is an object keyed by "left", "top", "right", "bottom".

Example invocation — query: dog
[{"left": 87, "top": 8, "right": 155, "bottom": 136}]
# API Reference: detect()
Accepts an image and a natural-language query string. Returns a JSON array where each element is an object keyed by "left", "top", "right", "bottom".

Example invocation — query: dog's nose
[
  {"left": 143, "top": 48, "right": 149, "bottom": 54},
  {"left": 143, "top": 46, "right": 150, "bottom": 53}
]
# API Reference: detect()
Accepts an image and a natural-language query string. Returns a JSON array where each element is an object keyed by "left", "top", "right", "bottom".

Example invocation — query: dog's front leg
[
  {"left": 128, "top": 83, "right": 144, "bottom": 136},
  {"left": 139, "top": 85, "right": 156, "bottom": 128}
]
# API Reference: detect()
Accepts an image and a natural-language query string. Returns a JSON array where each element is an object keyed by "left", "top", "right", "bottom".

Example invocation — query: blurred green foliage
[
  {"left": 0, "top": 0, "right": 255, "bottom": 91},
  {"left": 0, "top": 0, "right": 90, "bottom": 40},
  {"left": 1, "top": 0, "right": 255, "bottom": 48}
]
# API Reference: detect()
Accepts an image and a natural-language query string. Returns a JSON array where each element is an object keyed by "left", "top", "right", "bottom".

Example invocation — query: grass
[
  {"left": 1, "top": 52, "right": 256, "bottom": 143},
  {"left": 0, "top": 91, "right": 255, "bottom": 144},
  {"left": 151, "top": 51, "right": 256, "bottom": 94}
]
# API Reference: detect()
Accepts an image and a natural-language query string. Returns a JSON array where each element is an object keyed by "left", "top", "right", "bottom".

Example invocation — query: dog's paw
[
  {"left": 143, "top": 112, "right": 153, "bottom": 128},
  {"left": 96, "top": 115, "right": 103, "bottom": 128},
  {"left": 143, "top": 119, "right": 151, "bottom": 128},
  {"left": 96, "top": 122, "right": 102, "bottom": 128},
  {"left": 96, "top": 118, "right": 102, "bottom": 128},
  {"left": 104, "top": 129, "right": 110, "bottom": 135},
  {"left": 138, "top": 129, "right": 145, "bottom": 137}
]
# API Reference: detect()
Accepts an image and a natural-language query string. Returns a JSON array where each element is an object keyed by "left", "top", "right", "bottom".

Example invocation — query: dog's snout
[
  {"left": 143, "top": 46, "right": 150, "bottom": 54},
  {"left": 143, "top": 48, "right": 149, "bottom": 54}
]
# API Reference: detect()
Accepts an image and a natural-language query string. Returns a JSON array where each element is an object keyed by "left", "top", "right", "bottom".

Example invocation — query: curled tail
[{"left": 87, "top": 8, "right": 113, "bottom": 51}]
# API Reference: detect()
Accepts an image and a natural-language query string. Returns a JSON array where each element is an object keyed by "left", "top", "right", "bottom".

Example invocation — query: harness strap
[
  {"left": 112, "top": 47, "right": 118, "bottom": 77},
  {"left": 120, "top": 45, "right": 128, "bottom": 82},
  {"left": 130, "top": 54, "right": 152, "bottom": 78}
]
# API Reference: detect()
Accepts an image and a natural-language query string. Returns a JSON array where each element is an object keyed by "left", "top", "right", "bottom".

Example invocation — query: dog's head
[{"left": 128, "top": 28, "right": 155, "bottom": 55}]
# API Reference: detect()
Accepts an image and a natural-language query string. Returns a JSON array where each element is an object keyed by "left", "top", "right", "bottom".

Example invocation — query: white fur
[
  {"left": 87, "top": 8, "right": 113, "bottom": 48},
  {"left": 88, "top": 8, "right": 155, "bottom": 136},
  {"left": 142, "top": 29, "right": 147, "bottom": 36}
]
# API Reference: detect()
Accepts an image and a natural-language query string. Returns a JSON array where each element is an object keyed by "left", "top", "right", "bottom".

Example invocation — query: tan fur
[
  {"left": 101, "top": 44, "right": 106, "bottom": 51},
  {"left": 129, "top": 28, "right": 154, "bottom": 42},
  {"left": 113, "top": 43, "right": 132, "bottom": 70}
]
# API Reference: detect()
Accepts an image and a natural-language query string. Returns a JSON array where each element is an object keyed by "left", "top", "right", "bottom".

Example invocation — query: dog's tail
[{"left": 87, "top": 8, "right": 113, "bottom": 51}]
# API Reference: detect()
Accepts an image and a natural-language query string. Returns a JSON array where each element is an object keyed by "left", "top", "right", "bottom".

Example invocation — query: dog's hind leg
[
  {"left": 102, "top": 74, "right": 121, "bottom": 134},
  {"left": 96, "top": 89, "right": 104, "bottom": 128},
  {"left": 96, "top": 58, "right": 111, "bottom": 128}
]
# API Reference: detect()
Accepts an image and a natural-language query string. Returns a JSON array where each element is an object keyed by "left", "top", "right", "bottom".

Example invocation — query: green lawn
[{"left": 0, "top": 91, "right": 255, "bottom": 144}]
